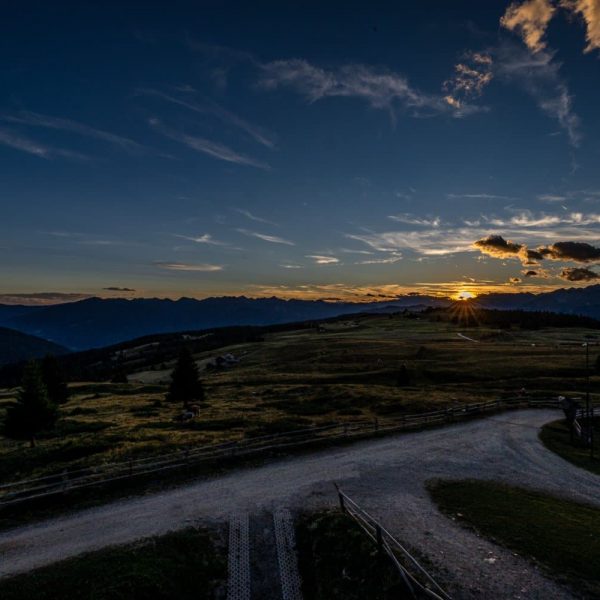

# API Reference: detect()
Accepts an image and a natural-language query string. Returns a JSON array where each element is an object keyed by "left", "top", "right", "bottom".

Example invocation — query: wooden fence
[
  {"left": 335, "top": 484, "right": 451, "bottom": 599},
  {"left": 0, "top": 398, "right": 561, "bottom": 508}
]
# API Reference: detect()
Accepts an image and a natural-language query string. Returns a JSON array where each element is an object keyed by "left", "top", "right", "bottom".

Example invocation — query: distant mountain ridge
[
  {"left": 478, "top": 285, "right": 600, "bottom": 316},
  {"left": 0, "top": 295, "right": 448, "bottom": 350},
  {"left": 0, "top": 326, "right": 68, "bottom": 366},
  {"left": 1, "top": 285, "right": 599, "bottom": 351}
]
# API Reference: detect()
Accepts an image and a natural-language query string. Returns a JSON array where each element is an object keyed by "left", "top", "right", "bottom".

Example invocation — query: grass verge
[
  {"left": 296, "top": 510, "right": 407, "bottom": 600},
  {"left": 0, "top": 527, "right": 227, "bottom": 600},
  {"left": 429, "top": 479, "right": 600, "bottom": 598},
  {"left": 540, "top": 418, "right": 600, "bottom": 476}
]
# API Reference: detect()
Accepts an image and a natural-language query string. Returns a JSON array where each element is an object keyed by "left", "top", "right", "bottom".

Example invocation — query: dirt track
[{"left": 1, "top": 409, "right": 598, "bottom": 598}]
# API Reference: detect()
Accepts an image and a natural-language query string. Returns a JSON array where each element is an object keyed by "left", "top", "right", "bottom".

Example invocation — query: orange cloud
[
  {"left": 561, "top": 0, "right": 600, "bottom": 52},
  {"left": 501, "top": 0, "right": 556, "bottom": 53}
]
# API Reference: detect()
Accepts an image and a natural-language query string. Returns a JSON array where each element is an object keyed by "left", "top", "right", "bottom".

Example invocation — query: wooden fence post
[{"left": 375, "top": 524, "right": 383, "bottom": 553}]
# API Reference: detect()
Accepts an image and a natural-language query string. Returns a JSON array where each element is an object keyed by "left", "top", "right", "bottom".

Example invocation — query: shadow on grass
[
  {"left": 0, "top": 527, "right": 226, "bottom": 600},
  {"left": 296, "top": 510, "right": 407, "bottom": 600},
  {"left": 428, "top": 479, "right": 600, "bottom": 598},
  {"left": 540, "top": 418, "right": 600, "bottom": 477}
]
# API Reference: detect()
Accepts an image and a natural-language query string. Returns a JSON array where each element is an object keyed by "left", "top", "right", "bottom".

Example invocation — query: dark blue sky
[{"left": 2, "top": 1, "right": 600, "bottom": 303}]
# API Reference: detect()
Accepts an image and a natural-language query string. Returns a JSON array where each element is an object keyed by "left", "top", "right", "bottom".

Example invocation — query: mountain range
[{"left": 1, "top": 286, "right": 600, "bottom": 351}]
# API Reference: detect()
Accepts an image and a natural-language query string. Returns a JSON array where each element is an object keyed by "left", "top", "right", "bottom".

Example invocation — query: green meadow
[{"left": 1, "top": 312, "right": 599, "bottom": 484}]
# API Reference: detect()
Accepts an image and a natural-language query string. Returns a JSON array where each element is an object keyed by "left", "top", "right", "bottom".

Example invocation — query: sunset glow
[{"left": 455, "top": 291, "right": 476, "bottom": 301}]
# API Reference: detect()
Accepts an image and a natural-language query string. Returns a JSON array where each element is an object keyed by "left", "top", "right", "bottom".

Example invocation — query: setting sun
[{"left": 456, "top": 290, "right": 476, "bottom": 301}]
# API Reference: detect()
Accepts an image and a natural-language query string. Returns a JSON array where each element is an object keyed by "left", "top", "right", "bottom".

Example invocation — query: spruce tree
[
  {"left": 396, "top": 364, "right": 411, "bottom": 386},
  {"left": 4, "top": 361, "right": 58, "bottom": 447},
  {"left": 41, "top": 354, "right": 69, "bottom": 405},
  {"left": 167, "top": 347, "right": 204, "bottom": 409},
  {"left": 111, "top": 352, "right": 128, "bottom": 384}
]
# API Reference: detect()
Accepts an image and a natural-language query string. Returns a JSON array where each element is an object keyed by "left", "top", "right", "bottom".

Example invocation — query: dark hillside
[{"left": 0, "top": 327, "right": 68, "bottom": 366}]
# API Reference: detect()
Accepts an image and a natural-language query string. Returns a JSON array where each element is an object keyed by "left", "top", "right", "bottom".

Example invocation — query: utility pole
[{"left": 584, "top": 341, "right": 594, "bottom": 460}]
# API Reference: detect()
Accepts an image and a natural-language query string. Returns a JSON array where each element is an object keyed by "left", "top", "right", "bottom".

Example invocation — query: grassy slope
[
  {"left": 1, "top": 313, "right": 599, "bottom": 483},
  {"left": 540, "top": 418, "right": 600, "bottom": 476},
  {"left": 429, "top": 480, "right": 600, "bottom": 598},
  {"left": 0, "top": 528, "right": 226, "bottom": 600}
]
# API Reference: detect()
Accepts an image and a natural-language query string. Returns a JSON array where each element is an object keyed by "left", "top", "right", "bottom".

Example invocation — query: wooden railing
[
  {"left": 0, "top": 398, "right": 561, "bottom": 508},
  {"left": 335, "top": 484, "right": 451, "bottom": 599}
]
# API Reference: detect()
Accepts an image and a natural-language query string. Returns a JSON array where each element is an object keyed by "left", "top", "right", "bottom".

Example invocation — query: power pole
[{"left": 584, "top": 342, "right": 594, "bottom": 460}]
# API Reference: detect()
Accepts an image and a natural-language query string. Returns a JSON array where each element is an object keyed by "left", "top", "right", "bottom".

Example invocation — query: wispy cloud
[
  {"left": 234, "top": 208, "right": 278, "bottom": 226},
  {"left": 0, "top": 127, "right": 52, "bottom": 158},
  {"left": 306, "top": 254, "right": 340, "bottom": 265},
  {"left": 497, "top": 210, "right": 600, "bottom": 226},
  {"left": 355, "top": 253, "right": 402, "bottom": 265},
  {"left": 0, "top": 292, "right": 90, "bottom": 305},
  {"left": 155, "top": 262, "right": 224, "bottom": 272},
  {"left": 237, "top": 228, "right": 294, "bottom": 245},
  {"left": 42, "top": 230, "right": 133, "bottom": 246},
  {"left": 258, "top": 59, "right": 479, "bottom": 120},
  {"left": 174, "top": 233, "right": 234, "bottom": 247},
  {"left": 0, "top": 128, "right": 88, "bottom": 160},
  {"left": 447, "top": 193, "right": 516, "bottom": 201},
  {"left": 388, "top": 214, "right": 441, "bottom": 227},
  {"left": 347, "top": 229, "right": 477, "bottom": 256},
  {"left": 347, "top": 206, "right": 600, "bottom": 260},
  {"left": 538, "top": 193, "right": 567, "bottom": 202},
  {"left": 339, "top": 248, "right": 374, "bottom": 255},
  {"left": 149, "top": 118, "right": 270, "bottom": 169},
  {"left": 494, "top": 42, "right": 581, "bottom": 146},
  {"left": 138, "top": 88, "right": 276, "bottom": 148},
  {"left": 2, "top": 110, "right": 147, "bottom": 154}
]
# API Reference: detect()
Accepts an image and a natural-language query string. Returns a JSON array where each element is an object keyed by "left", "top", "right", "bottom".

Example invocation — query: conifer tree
[
  {"left": 41, "top": 354, "right": 69, "bottom": 405},
  {"left": 4, "top": 361, "right": 58, "bottom": 447},
  {"left": 167, "top": 347, "right": 204, "bottom": 408},
  {"left": 111, "top": 352, "right": 128, "bottom": 383}
]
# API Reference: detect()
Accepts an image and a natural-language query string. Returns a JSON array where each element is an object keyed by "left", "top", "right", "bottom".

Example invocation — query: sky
[{"left": 2, "top": 0, "right": 600, "bottom": 304}]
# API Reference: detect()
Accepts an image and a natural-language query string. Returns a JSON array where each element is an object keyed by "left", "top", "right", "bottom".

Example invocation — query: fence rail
[
  {"left": 0, "top": 397, "right": 562, "bottom": 508},
  {"left": 334, "top": 484, "right": 450, "bottom": 599}
]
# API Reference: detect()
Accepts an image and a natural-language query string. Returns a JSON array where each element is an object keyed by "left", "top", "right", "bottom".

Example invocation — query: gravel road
[{"left": 1, "top": 409, "right": 598, "bottom": 598}]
